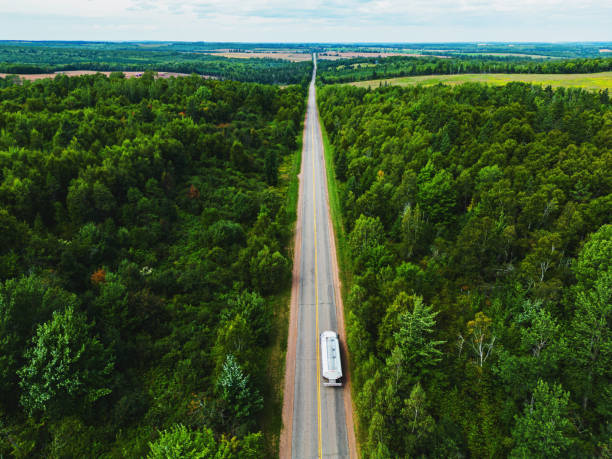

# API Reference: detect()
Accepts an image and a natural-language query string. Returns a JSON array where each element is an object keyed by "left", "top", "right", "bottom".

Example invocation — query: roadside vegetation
[
  {"left": 318, "top": 82, "right": 611, "bottom": 457},
  {"left": 0, "top": 72, "right": 305, "bottom": 456}
]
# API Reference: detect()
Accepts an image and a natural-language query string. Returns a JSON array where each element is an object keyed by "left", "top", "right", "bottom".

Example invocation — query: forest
[
  {"left": 0, "top": 43, "right": 313, "bottom": 85},
  {"left": 318, "top": 82, "right": 611, "bottom": 457},
  {"left": 0, "top": 71, "right": 305, "bottom": 456},
  {"left": 317, "top": 55, "right": 612, "bottom": 84}
]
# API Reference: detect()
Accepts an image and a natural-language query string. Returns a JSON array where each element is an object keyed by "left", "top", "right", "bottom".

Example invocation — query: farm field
[
  {"left": 450, "top": 52, "right": 561, "bottom": 59},
  {"left": 347, "top": 71, "right": 612, "bottom": 90},
  {"left": 318, "top": 51, "right": 432, "bottom": 60},
  {"left": 202, "top": 51, "right": 440, "bottom": 61},
  {"left": 202, "top": 51, "right": 312, "bottom": 61}
]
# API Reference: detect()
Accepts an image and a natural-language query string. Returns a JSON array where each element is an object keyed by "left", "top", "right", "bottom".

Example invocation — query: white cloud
[{"left": 0, "top": 0, "right": 610, "bottom": 41}]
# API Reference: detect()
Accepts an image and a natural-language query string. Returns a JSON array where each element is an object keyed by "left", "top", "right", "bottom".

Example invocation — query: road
[{"left": 280, "top": 54, "right": 355, "bottom": 459}]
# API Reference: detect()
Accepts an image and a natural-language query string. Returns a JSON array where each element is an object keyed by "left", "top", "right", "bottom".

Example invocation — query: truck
[{"left": 320, "top": 330, "right": 343, "bottom": 386}]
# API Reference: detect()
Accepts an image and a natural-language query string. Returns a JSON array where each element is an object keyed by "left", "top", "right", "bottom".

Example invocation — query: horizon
[{"left": 2, "top": 40, "right": 612, "bottom": 45}]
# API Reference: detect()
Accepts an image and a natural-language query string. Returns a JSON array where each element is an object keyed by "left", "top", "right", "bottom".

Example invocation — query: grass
[
  {"left": 260, "top": 288, "right": 291, "bottom": 457},
  {"left": 260, "top": 116, "right": 304, "bottom": 457},
  {"left": 284, "top": 130, "right": 303, "bottom": 225},
  {"left": 348, "top": 71, "right": 612, "bottom": 91}
]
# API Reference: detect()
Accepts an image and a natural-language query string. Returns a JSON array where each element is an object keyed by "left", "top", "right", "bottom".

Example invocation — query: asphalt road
[{"left": 291, "top": 55, "right": 350, "bottom": 459}]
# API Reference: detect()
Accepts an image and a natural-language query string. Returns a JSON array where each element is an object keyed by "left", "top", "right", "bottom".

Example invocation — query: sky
[{"left": 0, "top": 0, "right": 611, "bottom": 42}]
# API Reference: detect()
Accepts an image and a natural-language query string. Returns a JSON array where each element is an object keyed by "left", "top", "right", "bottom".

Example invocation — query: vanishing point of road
[{"left": 280, "top": 55, "right": 357, "bottom": 458}]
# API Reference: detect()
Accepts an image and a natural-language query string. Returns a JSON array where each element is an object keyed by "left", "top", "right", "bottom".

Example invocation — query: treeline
[
  {"left": 416, "top": 42, "right": 612, "bottom": 58},
  {"left": 315, "top": 42, "right": 611, "bottom": 59},
  {"left": 0, "top": 72, "right": 305, "bottom": 456},
  {"left": 0, "top": 43, "right": 313, "bottom": 85},
  {"left": 0, "top": 41, "right": 316, "bottom": 53},
  {"left": 317, "top": 55, "right": 612, "bottom": 84},
  {"left": 318, "top": 83, "right": 611, "bottom": 457}
]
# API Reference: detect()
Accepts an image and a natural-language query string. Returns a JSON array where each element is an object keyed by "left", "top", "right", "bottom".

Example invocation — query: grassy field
[{"left": 348, "top": 71, "right": 612, "bottom": 91}]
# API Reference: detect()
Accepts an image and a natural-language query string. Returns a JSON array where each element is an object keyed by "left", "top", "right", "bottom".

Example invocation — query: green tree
[
  {"left": 66, "top": 178, "right": 93, "bottom": 223},
  {"left": 0, "top": 208, "right": 29, "bottom": 255},
  {"left": 216, "top": 354, "right": 263, "bottom": 435},
  {"left": 18, "top": 305, "right": 114, "bottom": 415},
  {"left": 348, "top": 214, "right": 385, "bottom": 260},
  {"left": 147, "top": 424, "right": 230, "bottom": 459},
  {"left": 249, "top": 245, "right": 289, "bottom": 294},
  {"left": 0, "top": 276, "right": 76, "bottom": 402},
  {"left": 399, "top": 382, "right": 435, "bottom": 454},
  {"left": 214, "top": 314, "right": 255, "bottom": 366},
  {"left": 400, "top": 203, "right": 426, "bottom": 258},
  {"left": 497, "top": 299, "right": 563, "bottom": 401},
  {"left": 574, "top": 224, "right": 612, "bottom": 289},
  {"left": 48, "top": 417, "right": 97, "bottom": 459},
  {"left": 387, "top": 294, "right": 444, "bottom": 389},
  {"left": 566, "top": 225, "right": 612, "bottom": 414},
  {"left": 518, "top": 300, "right": 560, "bottom": 359},
  {"left": 225, "top": 291, "right": 271, "bottom": 346},
  {"left": 466, "top": 311, "right": 496, "bottom": 368},
  {"left": 567, "top": 272, "right": 612, "bottom": 413},
  {"left": 417, "top": 165, "right": 456, "bottom": 227},
  {"left": 510, "top": 380, "right": 573, "bottom": 459},
  {"left": 403, "top": 382, "right": 435, "bottom": 435},
  {"left": 367, "top": 411, "right": 386, "bottom": 454},
  {"left": 264, "top": 149, "right": 278, "bottom": 186}
]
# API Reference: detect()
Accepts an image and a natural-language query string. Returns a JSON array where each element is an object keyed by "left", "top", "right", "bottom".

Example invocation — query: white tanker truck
[{"left": 320, "top": 330, "right": 343, "bottom": 387}]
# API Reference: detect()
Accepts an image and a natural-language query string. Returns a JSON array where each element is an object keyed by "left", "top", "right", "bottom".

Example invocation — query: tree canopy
[
  {"left": 319, "top": 81, "right": 611, "bottom": 457},
  {"left": 0, "top": 72, "right": 304, "bottom": 456}
]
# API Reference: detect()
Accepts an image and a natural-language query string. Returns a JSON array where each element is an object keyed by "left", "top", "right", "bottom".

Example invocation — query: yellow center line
[{"left": 311, "top": 85, "right": 323, "bottom": 459}]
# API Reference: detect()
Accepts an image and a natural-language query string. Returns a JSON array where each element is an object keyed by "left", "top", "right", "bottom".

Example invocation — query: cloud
[{"left": 0, "top": 0, "right": 610, "bottom": 41}]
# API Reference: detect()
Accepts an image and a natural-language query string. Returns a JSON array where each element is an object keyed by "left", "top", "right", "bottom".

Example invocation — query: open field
[
  {"left": 449, "top": 52, "right": 560, "bottom": 59},
  {"left": 202, "top": 51, "right": 312, "bottom": 61},
  {"left": 318, "top": 51, "right": 448, "bottom": 60},
  {"left": 201, "top": 50, "right": 446, "bottom": 62},
  {"left": 347, "top": 71, "right": 612, "bottom": 91},
  {"left": 200, "top": 50, "right": 435, "bottom": 61}
]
